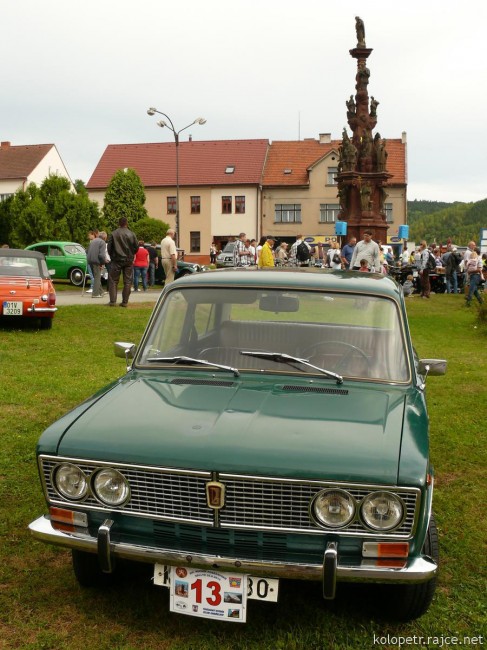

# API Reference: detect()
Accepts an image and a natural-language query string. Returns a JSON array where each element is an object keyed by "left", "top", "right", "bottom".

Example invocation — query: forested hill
[{"left": 407, "top": 199, "right": 487, "bottom": 245}]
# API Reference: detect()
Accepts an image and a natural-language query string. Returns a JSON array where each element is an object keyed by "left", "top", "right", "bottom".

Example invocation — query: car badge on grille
[
  {"left": 206, "top": 481, "right": 225, "bottom": 510},
  {"left": 10, "top": 290, "right": 16, "bottom": 295}
]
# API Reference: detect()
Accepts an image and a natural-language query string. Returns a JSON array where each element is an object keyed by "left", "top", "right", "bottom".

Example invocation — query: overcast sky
[{"left": 2, "top": 0, "right": 486, "bottom": 202}]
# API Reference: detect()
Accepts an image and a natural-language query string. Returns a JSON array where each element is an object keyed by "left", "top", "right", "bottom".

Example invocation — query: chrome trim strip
[
  {"left": 27, "top": 307, "right": 57, "bottom": 313},
  {"left": 29, "top": 515, "right": 437, "bottom": 585}
]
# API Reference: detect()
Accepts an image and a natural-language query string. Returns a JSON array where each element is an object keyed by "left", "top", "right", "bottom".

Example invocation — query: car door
[{"left": 47, "top": 245, "right": 67, "bottom": 280}]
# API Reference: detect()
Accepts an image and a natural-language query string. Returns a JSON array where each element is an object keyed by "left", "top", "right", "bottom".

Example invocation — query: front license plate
[
  {"left": 158, "top": 565, "right": 279, "bottom": 622},
  {"left": 2, "top": 301, "right": 23, "bottom": 316}
]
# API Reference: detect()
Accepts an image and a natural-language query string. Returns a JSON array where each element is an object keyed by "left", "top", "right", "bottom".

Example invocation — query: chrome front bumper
[
  {"left": 29, "top": 515, "right": 437, "bottom": 598},
  {"left": 27, "top": 306, "right": 57, "bottom": 313}
]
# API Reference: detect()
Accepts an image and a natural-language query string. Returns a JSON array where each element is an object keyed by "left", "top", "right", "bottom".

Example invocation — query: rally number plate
[{"left": 154, "top": 564, "right": 279, "bottom": 623}]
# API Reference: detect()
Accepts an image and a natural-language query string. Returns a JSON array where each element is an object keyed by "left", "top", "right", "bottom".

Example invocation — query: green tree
[
  {"left": 102, "top": 168, "right": 148, "bottom": 232},
  {"left": 0, "top": 195, "right": 14, "bottom": 245},
  {"left": 8, "top": 175, "right": 102, "bottom": 247},
  {"left": 133, "top": 217, "right": 169, "bottom": 244}
]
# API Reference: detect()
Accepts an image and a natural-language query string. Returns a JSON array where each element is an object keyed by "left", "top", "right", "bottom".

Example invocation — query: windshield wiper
[
  {"left": 240, "top": 351, "right": 343, "bottom": 384},
  {"left": 146, "top": 356, "right": 240, "bottom": 377}
]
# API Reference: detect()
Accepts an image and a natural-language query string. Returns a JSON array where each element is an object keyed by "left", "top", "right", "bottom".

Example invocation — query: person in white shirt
[
  {"left": 160, "top": 229, "right": 178, "bottom": 284},
  {"left": 349, "top": 231, "right": 380, "bottom": 272}
]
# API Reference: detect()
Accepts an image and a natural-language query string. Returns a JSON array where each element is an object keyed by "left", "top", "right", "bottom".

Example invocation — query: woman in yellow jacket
[{"left": 258, "top": 236, "right": 275, "bottom": 268}]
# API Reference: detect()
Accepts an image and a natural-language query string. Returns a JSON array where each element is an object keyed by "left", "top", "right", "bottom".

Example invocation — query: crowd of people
[{"left": 225, "top": 231, "right": 486, "bottom": 305}]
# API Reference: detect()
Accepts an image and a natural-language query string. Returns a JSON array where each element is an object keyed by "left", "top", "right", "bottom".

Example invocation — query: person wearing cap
[{"left": 258, "top": 236, "right": 275, "bottom": 268}]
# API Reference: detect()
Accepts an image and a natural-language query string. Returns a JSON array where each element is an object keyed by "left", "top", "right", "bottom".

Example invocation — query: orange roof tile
[
  {"left": 86, "top": 140, "right": 269, "bottom": 189},
  {"left": 263, "top": 139, "right": 406, "bottom": 187}
]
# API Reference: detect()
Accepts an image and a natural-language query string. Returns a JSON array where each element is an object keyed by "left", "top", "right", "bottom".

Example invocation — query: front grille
[{"left": 40, "top": 456, "right": 419, "bottom": 538}]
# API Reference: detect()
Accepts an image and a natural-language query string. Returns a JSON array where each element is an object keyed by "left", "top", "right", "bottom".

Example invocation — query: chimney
[
  {"left": 188, "top": 134, "right": 192, "bottom": 142},
  {"left": 401, "top": 131, "right": 407, "bottom": 144},
  {"left": 319, "top": 133, "right": 331, "bottom": 144},
  {"left": 1, "top": 141, "right": 11, "bottom": 149}
]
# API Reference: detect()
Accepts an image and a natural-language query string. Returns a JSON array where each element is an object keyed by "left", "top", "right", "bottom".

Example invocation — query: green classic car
[
  {"left": 25, "top": 241, "right": 87, "bottom": 286},
  {"left": 29, "top": 269, "right": 446, "bottom": 623}
]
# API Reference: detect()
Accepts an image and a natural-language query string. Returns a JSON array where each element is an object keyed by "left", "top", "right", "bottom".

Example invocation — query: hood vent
[
  {"left": 281, "top": 385, "right": 348, "bottom": 396},
  {"left": 171, "top": 378, "right": 235, "bottom": 387}
]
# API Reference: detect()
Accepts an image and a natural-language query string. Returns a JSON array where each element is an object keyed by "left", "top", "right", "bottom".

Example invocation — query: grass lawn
[{"left": 0, "top": 295, "right": 485, "bottom": 650}]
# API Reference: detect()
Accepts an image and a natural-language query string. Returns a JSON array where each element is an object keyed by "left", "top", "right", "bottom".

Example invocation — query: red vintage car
[{"left": 0, "top": 248, "right": 57, "bottom": 329}]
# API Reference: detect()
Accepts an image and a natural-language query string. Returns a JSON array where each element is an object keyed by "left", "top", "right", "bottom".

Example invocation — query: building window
[
  {"left": 191, "top": 196, "right": 201, "bottom": 214},
  {"left": 225, "top": 166, "right": 235, "bottom": 174},
  {"left": 167, "top": 196, "right": 176, "bottom": 214},
  {"left": 190, "top": 231, "right": 200, "bottom": 253},
  {"left": 0, "top": 193, "right": 13, "bottom": 202},
  {"left": 235, "top": 196, "right": 245, "bottom": 214},
  {"left": 319, "top": 204, "right": 340, "bottom": 223},
  {"left": 385, "top": 203, "right": 393, "bottom": 223},
  {"left": 327, "top": 167, "right": 338, "bottom": 185},
  {"left": 274, "top": 204, "right": 302, "bottom": 223},
  {"left": 222, "top": 196, "right": 232, "bottom": 214}
]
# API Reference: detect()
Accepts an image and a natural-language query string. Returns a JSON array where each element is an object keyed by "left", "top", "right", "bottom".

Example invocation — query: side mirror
[
  {"left": 418, "top": 359, "right": 447, "bottom": 376},
  {"left": 114, "top": 342, "right": 136, "bottom": 370}
]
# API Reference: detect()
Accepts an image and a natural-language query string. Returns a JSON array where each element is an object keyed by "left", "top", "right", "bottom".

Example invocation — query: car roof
[
  {"left": 172, "top": 267, "right": 402, "bottom": 299},
  {"left": 25, "top": 241, "right": 83, "bottom": 247},
  {"left": 1, "top": 248, "right": 45, "bottom": 260}
]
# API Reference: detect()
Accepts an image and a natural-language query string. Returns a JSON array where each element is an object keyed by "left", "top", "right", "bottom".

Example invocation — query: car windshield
[
  {"left": 138, "top": 287, "right": 410, "bottom": 382},
  {"left": 0, "top": 256, "right": 43, "bottom": 277},
  {"left": 222, "top": 243, "right": 235, "bottom": 253}
]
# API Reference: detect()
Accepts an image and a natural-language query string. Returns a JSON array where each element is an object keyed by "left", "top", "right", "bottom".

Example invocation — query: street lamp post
[{"left": 147, "top": 108, "right": 206, "bottom": 245}]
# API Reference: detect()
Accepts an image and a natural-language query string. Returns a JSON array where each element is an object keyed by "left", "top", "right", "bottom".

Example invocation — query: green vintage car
[
  {"left": 29, "top": 269, "right": 446, "bottom": 622},
  {"left": 25, "top": 241, "right": 87, "bottom": 286}
]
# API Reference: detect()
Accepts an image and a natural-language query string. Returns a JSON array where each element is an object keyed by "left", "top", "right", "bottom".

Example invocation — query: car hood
[{"left": 56, "top": 374, "right": 409, "bottom": 485}]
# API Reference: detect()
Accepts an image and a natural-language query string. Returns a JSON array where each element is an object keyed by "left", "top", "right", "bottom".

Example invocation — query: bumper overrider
[{"left": 29, "top": 515, "right": 437, "bottom": 599}]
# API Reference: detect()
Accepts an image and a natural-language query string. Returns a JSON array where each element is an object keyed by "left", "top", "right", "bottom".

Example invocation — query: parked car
[
  {"left": 215, "top": 241, "right": 236, "bottom": 267},
  {"left": 0, "top": 248, "right": 57, "bottom": 329},
  {"left": 154, "top": 246, "right": 207, "bottom": 284},
  {"left": 29, "top": 269, "right": 445, "bottom": 622},
  {"left": 25, "top": 241, "right": 87, "bottom": 286}
]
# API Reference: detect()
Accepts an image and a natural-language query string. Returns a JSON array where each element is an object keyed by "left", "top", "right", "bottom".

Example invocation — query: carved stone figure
[
  {"left": 376, "top": 137, "right": 388, "bottom": 172},
  {"left": 356, "top": 61, "right": 370, "bottom": 91},
  {"left": 370, "top": 96, "right": 379, "bottom": 117},
  {"left": 355, "top": 16, "right": 366, "bottom": 48},
  {"left": 359, "top": 133, "right": 373, "bottom": 172},
  {"left": 346, "top": 95, "right": 356, "bottom": 118},
  {"left": 337, "top": 185, "right": 349, "bottom": 210},
  {"left": 360, "top": 182, "right": 372, "bottom": 212}
]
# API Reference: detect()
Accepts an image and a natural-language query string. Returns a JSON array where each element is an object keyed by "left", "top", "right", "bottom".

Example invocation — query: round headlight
[
  {"left": 312, "top": 489, "right": 355, "bottom": 528},
  {"left": 54, "top": 463, "right": 88, "bottom": 500},
  {"left": 361, "top": 491, "right": 404, "bottom": 531},
  {"left": 92, "top": 468, "right": 130, "bottom": 506}
]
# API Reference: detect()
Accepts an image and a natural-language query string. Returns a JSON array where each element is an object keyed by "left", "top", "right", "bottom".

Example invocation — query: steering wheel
[{"left": 302, "top": 341, "right": 371, "bottom": 374}]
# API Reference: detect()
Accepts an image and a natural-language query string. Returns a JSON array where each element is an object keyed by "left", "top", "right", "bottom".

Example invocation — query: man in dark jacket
[
  {"left": 445, "top": 246, "right": 462, "bottom": 294},
  {"left": 107, "top": 217, "right": 139, "bottom": 307}
]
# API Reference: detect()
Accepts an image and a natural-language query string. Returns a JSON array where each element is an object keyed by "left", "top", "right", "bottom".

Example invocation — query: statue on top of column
[{"left": 355, "top": 16, "right": 366, "bottom": 48}]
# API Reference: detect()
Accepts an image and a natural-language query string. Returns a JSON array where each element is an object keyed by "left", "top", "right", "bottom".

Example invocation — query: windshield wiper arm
[
  {"left": 240, "top": 351, "right": 343, "bottom": 384},
  {"left": 146, "top": 355, "right": 240, "bottom": 377}
]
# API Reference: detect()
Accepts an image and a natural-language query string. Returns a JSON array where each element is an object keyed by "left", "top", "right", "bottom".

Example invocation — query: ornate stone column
[{"left": 336, "top": 18, "right": 390, "bottom": 243}]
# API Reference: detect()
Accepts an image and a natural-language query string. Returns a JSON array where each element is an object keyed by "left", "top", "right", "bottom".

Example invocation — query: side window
[
  {"left": 49, "top": 246, "right": 63, "bottom": 257},
  {"left": 35, "top": 245, "right": 49, "bottom": 255}
]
